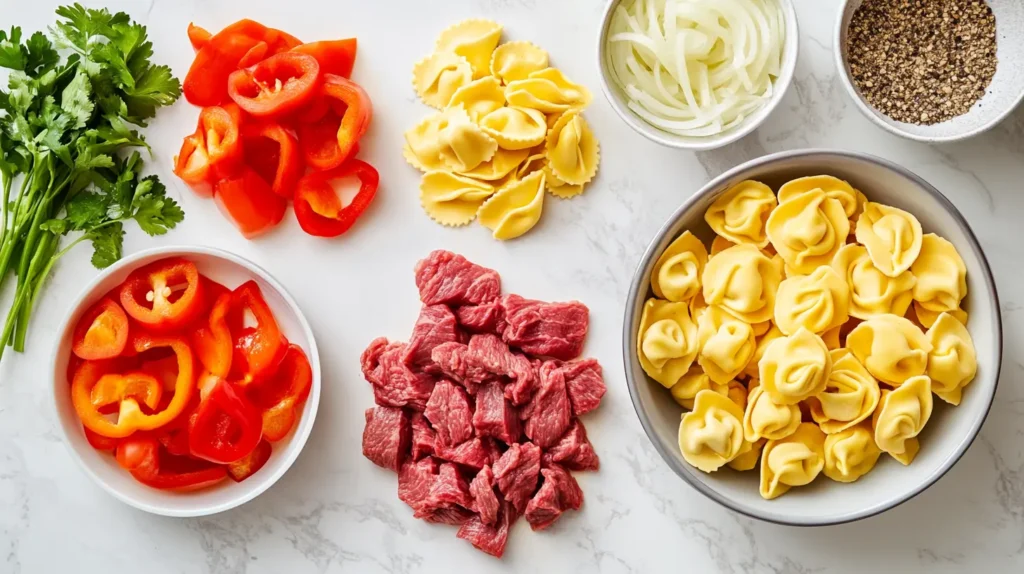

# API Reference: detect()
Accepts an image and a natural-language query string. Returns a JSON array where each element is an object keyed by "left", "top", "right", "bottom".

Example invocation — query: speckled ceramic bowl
[
  {"left": 835, "top": 0, "right": 1024, "bottom": 142},
  {"left": 623, "top": 150, "right": 1001, "bottom": 526}
]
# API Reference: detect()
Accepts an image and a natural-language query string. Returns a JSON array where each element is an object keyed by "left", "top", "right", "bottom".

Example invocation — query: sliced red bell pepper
[
  {"left": 227, "top": 439, "right": 272, "bottom": 482},
  {"left": 117, "top": 437, "right": 228, "bottom": 490},
  {"left": 242, "top": 122, "right": 301, "bottom": 199},
  {"left": 213, "top": 168, "right": 287, "bottom": 238},
  {"left": 297, "top": 109, "right": 344, "bottom": 168},
  {"left": 188, "top": 378, "right": 264, "bottom": 464},
  {"left": 152, "top": 393, "right": 201, "bottom": 457},
  {"left": 293, "top": 159, "right": 379, "bottom": 237},
  {"left": 72, "top": 298, "right": 129, "bottom": 360},
  {"left": 116, "top": 436, "right": 160, "bottom": 477},
  {"left": 298, "top": 75, "right": 371, "bottom": 170},
  {"left": 291, "top": 39, "right": 357, "bottom": 78},
  {"left": 230, "top": 281, "right": 288, "bottom": 384},
  {"left": 84, "top": 426, "right": 120, "bottom": 451},
  {"left": 119, "top": 257, "right": 204, "bottom": 331},
  {"left": 173, "top": 127, "right": 212, "bottom": 186},
  {"left": 90, "top": 371, "right": 164, "bottom": 413},
  {"left": 184, "top": 19, "right": 272, "bottom": 106},
  {"left": 187, "top": 23, "right": 212, "bottom": 52},
  {"left": 173, "top": 104, "right": 244, "bottom": 186},
  {"left": 237, "top": 41, "right": 269, "bottom": 68},
  {"left": 253, "top": 345, "right": 312, "bottom": 442},
  {"left": 293, "top": 93, "right": 330, "bottom": 124},
  {"left": 227, "top": 52, "right": 321, "bottom": 118},
  {"left": 192, "top": 293, "right": 235, "bottom": 378}
]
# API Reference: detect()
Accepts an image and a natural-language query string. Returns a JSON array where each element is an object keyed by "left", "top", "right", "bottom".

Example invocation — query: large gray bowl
[{"left": 623, "top": 150, "right": 1002, "bottom": 525}]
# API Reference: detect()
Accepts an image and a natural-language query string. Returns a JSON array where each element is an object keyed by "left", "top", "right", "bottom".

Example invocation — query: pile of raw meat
[{"left": 360, "top": 250, "right": 606, "bottom": 557}]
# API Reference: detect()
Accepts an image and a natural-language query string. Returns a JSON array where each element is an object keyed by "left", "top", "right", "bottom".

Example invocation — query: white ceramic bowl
[
  {"left": 835, "top": 0, "right": 1024, "bottom": 142},
  {"left": 623, "top": 150, "right": 1001, "bottom": 525},
  {"left": 51, "top": 245, "right": 321, "bottom": 517},
  {"left": 597, "top": 0, "right": 799, "bottom": 151}
]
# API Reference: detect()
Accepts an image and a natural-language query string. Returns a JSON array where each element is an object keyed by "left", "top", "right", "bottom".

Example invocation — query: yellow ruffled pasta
[
  {"left": 704, "top": 180, "right": 777, "bottom": 248},
  {"left": 773, "top": 266, "right": 850, "bottom": 336},
  {"left": 505, "top": 68, "right": 592, "bottom": 114},
  {"left": 447, "top": 76, "right": 506, "bottom": 122},
  {"left": 697, "top": 307, "right": 756, "bottom": 385},
  {"left": 651, "top": 231, "right": 708, "bottom": 303},
  {"left": 911, "top": 233, "right": 968, "bottom": 325},
  {"left": 477, "top": 170, "right": 545, "bottom": 240},
  {"left": 637, "top": 298, "right": 700, "bottom": 388},
  {"left": 412, "top": 52, "right": 474, "bottom": 109},
  {"left": 490, "top": 40, "right": 548, "bottom": 83},
  {"left": 846, "top": 314, "right": 931, "bottom": 387},
  {"left": 546, "top": 111, "right": 599, "bottom": 186},
  {"left": 479, "top": 106, "right": 547, "bottom": 150},
  {"left": 758, "top": 327, "right": 831, "bottom": 405},
  {"left": 702, "top": 244, "right": 782, "bottom": 324},
  {"left": 456, "top": 148, "right": 529, "bottom": 181},
  {"left": 542, "top": 165, "right": 585, "bottom": 199},
  {"left": 872, "top": 375, "right": 933, "bottom": 465},
  {"left": 823, "top": 424, "right": 881, "bottom": 483},
  {"left": 760, "top": 423, "right": 826, "bottom": 500},
  {"left": 435, "top": 19, "right": 503, "bottom": 79},
  {"left": 679, "top": 390, "right": 747, "bottom": 473},
  {"left": 855, "top": 202, "right": 923, "bottom": 278},
  {"left": 807, "top": 349, "right": 880, "bottom": 434},
  {"left": 831, "top": 244, "right": 916, "bottom": 319},
  {"left": 926, "top": 312, "right": 977, "bottom": 405},
  {"left": 404, "top": 110, "right": 453, "bottom": 172},
  {"left": 437, "top": 106, "right": 497, "bottom": 172},
  {"left": 766, "top": 188, "right": 849, "bottom": 275},
  {"left": 419, "top": 172, "right": 495, "bottom": 226}
]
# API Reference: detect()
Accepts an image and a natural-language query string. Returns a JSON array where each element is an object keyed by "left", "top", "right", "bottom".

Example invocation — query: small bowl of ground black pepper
[{"left": 835, "top": 0, "right": 1024, "bottom": 143}]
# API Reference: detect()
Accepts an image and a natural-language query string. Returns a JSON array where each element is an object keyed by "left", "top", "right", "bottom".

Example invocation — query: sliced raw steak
[
  {"left": 525, "top": 463, "right": 584, "bottom": 531},
  {"left": 521, "top": 362, "right": 571, "bottom": 449},
  {"left": 361, "top": 337, "right": 435, "bottom": 410},
  {"left": 472, "top": 381, "right": 521, "bottom": 445},
  {"left": 361, "top": 407, "right": 410, "bottom": 472},
  {"left": 415, "top": 250, "right": 501, "bottom": 306},
  {"left": 410, "top": 412, "right": 436, "bottom": 461},
  {"left": 542, "top": 420, "right": 599, "bottom": 471},
  {"left": 561, "top": 358, "right": 606, "bottom": 416},
  {"left": 435, "top": 437, "right": 493, "bottom": 471},
  {"left": 493, "top": 442, "right": 541, "bottom": 513},
  {"left": 501, "top": 294, "right": 589, "bottom": 360},
  {"left": 416, "top": 462, "right": 474, "bottom": 525},
  {"left": 424, "top": 380, "right": 474, "bottom": 447},
  {"left": 398, "top": 457, "right": 440, "bottom": 513},
  {"left": 456, "top": 500, "right": 519, "bottom": 558},
  {"left": 455, "top": 301, "right": 505, "bottom": 334},
  {"left": 469, "top": 465, "right": 500, "bottom": 526},
  {"left": 404, "top": 305, "right": 463, "bottom": 372},
  {"left": 464, "top": 334, "right": 537, "bottom": 405},
  {"left": 431, "top": 342, "right": 491, "bottom": 393}
]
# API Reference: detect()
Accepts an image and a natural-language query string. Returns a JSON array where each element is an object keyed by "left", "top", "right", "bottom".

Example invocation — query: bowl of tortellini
[{"left": 623, "top": 150, "right": 1001, "bottom": 525}]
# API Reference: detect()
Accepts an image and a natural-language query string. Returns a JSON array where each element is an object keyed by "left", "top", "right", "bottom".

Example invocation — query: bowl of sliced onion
[{"left": 598, "top": 0, "right": 799, "bottom": 151}]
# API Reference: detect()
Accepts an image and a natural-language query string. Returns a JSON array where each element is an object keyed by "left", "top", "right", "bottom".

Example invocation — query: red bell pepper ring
[
  {"left": 293, "top": 159, "right": 379, "bottom": 237},
  {"left": 251, "top": 345, "right": 312, "bottom": 442},
  {"left": 184, "top": 19, "right": 273, "bottom": 106},
  {"left": 84, "top": 426, "right": 120, "bottom": 451},
  {"left": 213, "top": 168, "right": 287, "bottom": 238},
  {"left": 188, "top": 378, "right": 264, "bottom": 464},
  {"left": 152, "top": 393, "right": 201, "bottom": 457},
  {"left": 90, "top": 371, "right": 164, "bottom": 413},
  {"left": 242, "top": 122, "right": 301, "bottom": 199},
  {"left": 72, "top": 298, "right": 129, "bottom": 360},
  {"left": 291, "top": 39, "right": 357, "bottom": 78},
  {"left": 173, "top": 104, "right": 244, "bottom": 186},
  {"left": 227, "top": 439, "right": 272, "bottom": 482},
  {"left": 117, "top": 437, "right": 228, "bottom": 490},
  {"left": 230, "top": 281, "right": 288, "bottom": 383},
  {"left": 192, "top": 292, "right": 235, "bottom": 378},
  {"left": 119, "top": 257, "right": 204, "bottom": 331},
  {"left": 187, "top": 23, "right": 212, "bottom": 52},
  {"left": 227, "top": 52, "right": 321, "bottom": 118},
  {"left": 298, "top": 75, "right": 372, "bottom": 170},
  {"left": 173, "top": 127, "right": 212, "bottom": 186},
  {"left": 237, "top": 41, "right": 270, "bottom": 68}
]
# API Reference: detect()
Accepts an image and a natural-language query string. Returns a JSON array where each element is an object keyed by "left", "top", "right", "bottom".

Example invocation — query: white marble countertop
[{"left": 1, "top": 0, "right": 1023, "bottom": 571}]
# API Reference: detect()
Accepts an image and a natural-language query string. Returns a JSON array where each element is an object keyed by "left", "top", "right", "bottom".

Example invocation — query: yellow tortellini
[
  {"left": 846, "top": 314, "right": 931, "bottom": 387},
  {"left": 911, "top": 233, "right": 968, "bottom": 324},
  {"left": 679, "top": 390, "right": 747, "bottom": 473},
  {"left": 419, "top": 172, "right": 495, "bottom": 227},
  {"left": 434, "top": 19, "right": 503, "bottom": 79},
  {"left": 490, "top": 40, "right": 548, "bottom": 84},
  {"left": 743, "top": 384, "right": 801, "bottom": 442},
  {"left": 702, "top": 244, "right": 782, "bottom": 324},
  {"left": 477, "top": 171, "right": 545, "bottom": 240},
  {"left": 505, "top": 67, "right": 592, "bottom": 114},
  {"left": 742, "top": 324, "right": 784, "bottom": 379},
  {"left": 766, "top": 188, "right": 850, "bottom": 275},
  {"left": 758, "top": 328, "right": 832, "bottom": 405},
  {"left": 704, "top": 181, "right": 777, "bottom": 248},
  {"left": 728, "top": 438, "right": 766, "bottom": 472},
  {"left": 546, "top": 111, "right": 600, "bottom": 186},
  {"left": 436, "top": 106, "right": 497, "bottom": 172},
  {"left": 543, "top": 165, "right": 585, "bottom": 199},
  {"left": 652, "top": 232, "right": 709, "bottom": 303},
  {"left": 697, "top": 307, "right": 756, "bottom": 385},
  {"left": 638, "top": 299, "right": 700, "bottom": 388},
  {"left": 855, "top": 202, "right": 923, "bottom": 278},
  {"left": 478, "top": 106, "right": 547, "bottom": 150},
  {"left": 447, "top": 77, "right": 506, "bottom": 122},
  {"left": 456, "top": 148, "right": 530, "bottom": 181},
  {"left": 822, "top": 424, "right": 881, "bottom": 483},
  {"left": 777, "top": 175, "right": 865, "bottom": 224},
  {"left": 807, "top": 349, "right": 880, "bottom": 434},
  {"left": 831, "top": 244, "right": 916, "bottom": 319},
  {"left": 669, "top": 366, "right": 713, "bottom": 409},
  {"left": 711, "top": 235, "right": 736, "bottom": 256},
  {"left": 926, "top": 312, "right": 977, "bottom": 406},
  {"left": 759, "top": 423, "right": 826, "bottom": 500},
  {"left": 872, "top": 375, "right": 933, "bottom": 465},
  {"left": 412, "top": 52, "right": 474, "bottom": 109},
  {"left": 403, "top": 107, "right": 461, "bottom": 172},
  {"left": 773, "top": 266, "right": 850, "bottom": 336}
]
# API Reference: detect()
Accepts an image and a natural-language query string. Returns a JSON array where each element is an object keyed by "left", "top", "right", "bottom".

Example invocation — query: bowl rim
[
  {"left": 596, "top": 0, "right": 800, "bottom": 151},
  {"left": 833, "top": 0, "right": 1024, "bottom": 143},
  {"left": 621, "top": 148, "right": 1003, "bottom": 526},
  {"left": 49, "top": 244, "right": 322, "bottom": 517}
]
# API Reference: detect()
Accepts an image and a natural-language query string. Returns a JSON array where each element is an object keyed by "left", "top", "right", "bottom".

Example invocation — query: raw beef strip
[
  {"left": 469, "top": 465, "right": 500, "bottom": 526},
  {"left": 472, "top": 381, "right": 521, "bottom": 445},
  {"left": 561, "top": 358, "right": 606, "bottom": 416},
  {"left": 398, "top": 457, "right": 440, "bottom": 513},
  {"left": 416, "top": 463, "right": 474, "bottom": 525},
  {"left": 436, "top": 437, "right": 493, "bottom": 471},
  {"left": 455, "top": 301, "right": 505, "bottom": 334},
  {"left": 361, "top": 338, "right": 435, "bottom": 410},
  {"left": 542, "top": 420, "right": 600, "bottom": 471},
  {"left": 521, "top": 361, "right": 571, "bottom": 449},
  {"left": 457, "top": 500, "right": 518, "bottom": 558},
  {"left": 492, "top": 442, "right": 542, "bottom": 513},
  {"left": 504, "top": 358, "right": 540, "bottom": 406},
  {"left": 404, "top": 305, "right": 463, "bottom": 372},
  {"left": 525, "top": 463, "right": 584, "bottom": 531},
  {"left": 361, "top": 407, "right": 410, "bottom": 472},
  {"left": 483, "top": 436, "right": 504, "bottom": 466},
  {"left": 501, "top": 294, "right": 589, "bottom": 360},
  {"left": 464, "top": 334, "right": 537, "bottom": 405},
  {"left": 415, "top": 250, "right": 501, "bottom": 306},
  {"left": 410, "top": 412, "right": 436, "bottom": 461},
  {"left": 424, "top": 380, "right": 474, "bottom": 447},
  {"left": 431, "top": 342, "right": 491, "bottom": 393}
]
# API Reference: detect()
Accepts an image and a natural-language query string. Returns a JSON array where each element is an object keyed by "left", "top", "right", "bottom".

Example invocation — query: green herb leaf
[
  {"left": 39, "top": 218, "right": 70, "bottom": 235},
  {"left": 132, "top": 176, "right": 183, "bottom": 235},
  {"left": 64, "top": 190, "right": 109, "bottom": 230},
  {"left": 60, "top": 69, "right": 93, "bottom": 129},
  {"left": 0, "top": 27, "right": 27, "bottom": 70},
  {"left": 86, "top": 222, "right": 124, "bottom": 269},
  {"left": 25, "top": 31, "right": 59, "bottom": 75}
]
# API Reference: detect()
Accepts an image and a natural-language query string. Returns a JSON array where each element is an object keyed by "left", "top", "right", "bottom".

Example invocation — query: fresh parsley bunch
[{"left": 0, "top": 4, "right": 184, "bottom": 360}]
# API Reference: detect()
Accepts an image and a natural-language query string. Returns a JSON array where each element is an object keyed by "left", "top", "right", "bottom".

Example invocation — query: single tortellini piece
[
  {"left": 403, "top": 107, "right": 465, "bottom": 172},
  {"left": 704, "top": 180, "right": 777, "bottom": 248},
  {"left": 505, "top": 67, "right": 592, "bottom": 114},
  {"left": 774, "top": 266, "right": 850, "bottom": 336},
  {"left": 702, "top": 244, "right": 782, "bottom": 324},
  {"left": 743, "top": 384, "right": 801, "bottom": 442},
  {"left": 447, "top": 76, "right": 505, "bottom": 122},
  {"left": 419, "top": 172, "right": 496, "bottom": 226},
  {"left": 728, "top": 438, "right": 766, "bottom": 472},
  {"left": 831, "top": 244, "right": 916, "bottom": 319},
  {"left": 435, "top": 19, "right": 503, "bottom": 79},
  {"left": 926, "top": 312, "right": 977, "bottom": 405},
  {"left": 911, "top": 233, "right": 967, "bottom": 318},
  {"left": 872, "top": 375, "right": 933, "bottom": 465},
  {"left": 758, "top": 328, "right": 832, "bottom": 405},
  {"left": 822, "top": 424, "right": 881, "bottom": 483},
  {"left": 697, "top": 307, "right": 756, "bottom": 385},
  {"left": 490, "top": 40, "right": 549, "bottom": 84},
  {"left": 456, "top": 148, "right": 530, "bottom": 181},
  {"left": 651, "top": 231, "right": 709, "bottom": 303},
  {"left": 478, "top": 106, "right": 547, "bottom": 150},
  {"left": 855, "top": 202, "right": 923, "bottom": 278},
  {"left": 766, "top": 188, "right": 850, "bottom": 275},
  {"left": 760, "top": 423, "right": 826, "bottom": 500},
  {"left": 412, "top": 52, "right": 474, "bottom": 109},
  {"left": 777, "top": 175, "right": 865, "bottom": 223},
  {"left": 477, "top": 170, "right": 545, "bottom": 240},
  {"left": 545, "top": 111, "right": 599, "bottom": 186},
  {"left": 543, "top": 165, "right": 586, "bottom": 199},
  {"left": 679, "top": 390, "right": 747, "bottom": 472},
  {"left": 669, "top": 365, "right": 712, "bottom": 409},
  {"left": 437, "top": 106, "right": 498, "bottom": 172},
  {"left": 846, "top": 314, "right": 932, "bottom": 387},
  {"left": 742, "top": 323, "right": 784, "bottom": 379},
  {"left": 914, "top": 303, "right": 968, "bottom": 330},
  {"left": 638, "top": 299, "right": 700, "bottom": 388},
  {"left": 807, "top": 349, "right": 880, "bottom": 434}
]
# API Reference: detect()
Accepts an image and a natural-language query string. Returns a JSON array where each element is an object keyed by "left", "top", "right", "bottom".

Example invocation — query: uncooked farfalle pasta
[
  {"left": 405, "top": 19, "right": 601, "bottom": 239},
  {"left": 637, "top": 175, "right": 977, "bottom": 499}
]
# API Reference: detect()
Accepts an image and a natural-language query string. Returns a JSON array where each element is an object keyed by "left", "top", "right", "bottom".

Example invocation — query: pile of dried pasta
[{"left": 636, "top": 175, "right": 977, "bottom": 499}]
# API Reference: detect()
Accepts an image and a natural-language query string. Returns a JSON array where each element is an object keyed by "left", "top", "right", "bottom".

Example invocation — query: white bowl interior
[
  {"left": 597, "top": 0, "right": 800, "bottom": 150},
  {"left": 626, "top": 152, "right": 1000, "bottom": 525},
  {"left": 836, "top": 0, "right": 1024, "bottom": 141},
  {"left": 51, "top": 246, "right": 321, "bottom": 517}
]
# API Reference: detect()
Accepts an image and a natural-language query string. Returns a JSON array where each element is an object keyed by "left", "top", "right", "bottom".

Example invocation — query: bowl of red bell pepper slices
[
  {"left": 174, "top": 19, "right": 378, "bottom": 239},
  {"left": 51, "top": 246, "right": 320, "bottom": 516}
]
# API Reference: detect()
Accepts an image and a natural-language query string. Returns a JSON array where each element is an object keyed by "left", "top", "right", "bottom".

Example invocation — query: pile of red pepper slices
[
  {"left": 68, "top": 256, "right": 312, "bottom": 490},
  {"left": 174, "top": 20, "right": 378, "bottom": 238}
]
